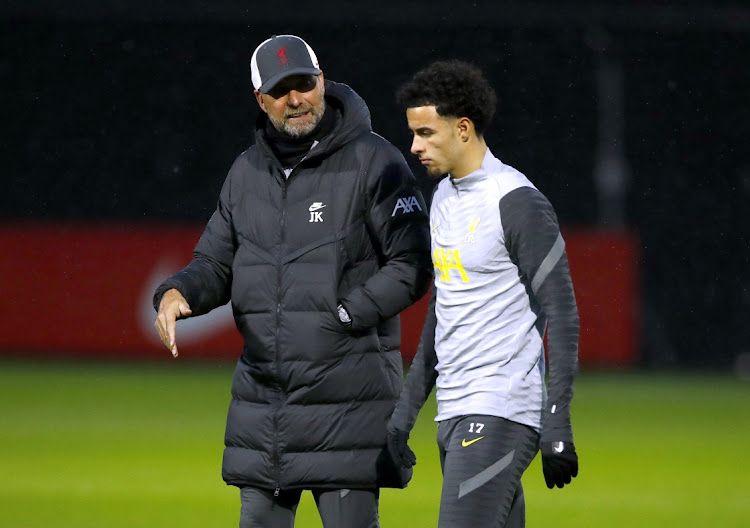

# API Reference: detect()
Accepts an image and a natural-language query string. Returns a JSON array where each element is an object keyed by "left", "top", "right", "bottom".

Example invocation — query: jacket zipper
[{"left": 272, "top": 176, "right": 288, "bottom": 498}]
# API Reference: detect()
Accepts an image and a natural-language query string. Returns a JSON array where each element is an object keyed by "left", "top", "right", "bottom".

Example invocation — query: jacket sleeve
[
  {"left": 500, "top": 186, "right": 580, "bottom": 443},
  {"left": 338, "top": 140, "right": 433, "bottom": 330},
  {"left": 153, "top": 173, "right": 237, "bottom": 316}
]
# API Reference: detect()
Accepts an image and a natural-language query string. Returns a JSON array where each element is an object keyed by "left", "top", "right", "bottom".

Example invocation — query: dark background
[{"left": 2, "top": 1, "right": 748, "bottom": 368}]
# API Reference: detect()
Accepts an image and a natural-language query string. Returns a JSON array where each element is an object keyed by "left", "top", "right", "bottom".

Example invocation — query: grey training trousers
[
  {"left": 437, "top": 415, "right": 540, "bottom": 528},
  {"left": 239, "top": 486, "right": 380, "bottom": 528}
]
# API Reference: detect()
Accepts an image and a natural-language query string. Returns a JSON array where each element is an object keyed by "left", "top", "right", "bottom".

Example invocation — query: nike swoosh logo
[
  {"left": 461, "top": 436, "right": 485, "bottom": 447},
  {"left": 431, "top": 224, "right": 440, "bottom": 232},
  {"left": 309, "top": 202, "right": 327, "bottom": 212},
  {"left": 138, "top": 258, "right": 235, "bottom": 343},
  {"left": 553, "top": 441, "right": 564, "bottom": 453}
]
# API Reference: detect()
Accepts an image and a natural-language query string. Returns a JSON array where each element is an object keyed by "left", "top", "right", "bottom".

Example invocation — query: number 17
[{"left": 469, "top": 422, "right": 484, "bottom": 433}]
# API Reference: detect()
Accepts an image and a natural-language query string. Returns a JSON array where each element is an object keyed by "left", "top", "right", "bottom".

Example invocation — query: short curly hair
[{"left": 396, "top": 59, "right": 497, "bottom": 135}]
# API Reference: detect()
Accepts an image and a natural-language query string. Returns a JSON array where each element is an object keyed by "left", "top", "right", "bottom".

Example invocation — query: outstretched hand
[
  {"left": 154, "top": 289, "right": 192, "bottom": 358},
  {"left": 540, "top": 441, "right": 578, "bottom": 489}
]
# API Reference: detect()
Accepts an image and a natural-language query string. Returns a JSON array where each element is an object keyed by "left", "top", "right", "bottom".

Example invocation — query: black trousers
[
  {"left": 437, "top": 415, "right": 540, "bottom": 528},
  {"left": 239, "top": 486, "right": 379, "bottom": 528}
]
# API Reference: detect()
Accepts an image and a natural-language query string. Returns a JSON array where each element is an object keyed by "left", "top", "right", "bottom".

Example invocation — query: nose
[
  {"left": 410, "top": 136, "right": 423, "bottom": 156},
  {"left": 287, "top": 90, "right": 302, "bottom": 107}
]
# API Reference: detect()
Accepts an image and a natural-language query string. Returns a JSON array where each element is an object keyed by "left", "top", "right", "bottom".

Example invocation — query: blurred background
[
  {"left": 1, "top": 1, "right": 748, "bottom": 527},
  {"left": 2, "top": 0, "right": 749, "bottom": 369}
]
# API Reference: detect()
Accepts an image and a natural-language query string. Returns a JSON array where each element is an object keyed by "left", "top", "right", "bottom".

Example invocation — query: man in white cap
[{"left": 153, "top": 35, "right": 432, "bottom": 527}]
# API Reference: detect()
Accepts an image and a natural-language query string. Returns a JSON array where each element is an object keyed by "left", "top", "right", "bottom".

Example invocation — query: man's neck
[
  {"left": 451, "top": 137, "right": 488, "bottom": 179},
  {"left": 264, "top": 105, "right": 336, "bottom": 168}
]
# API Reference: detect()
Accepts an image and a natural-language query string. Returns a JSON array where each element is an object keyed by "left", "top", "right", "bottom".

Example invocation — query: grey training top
[{"left": 390, "top": 149, "right": 579, "bottom": 442}]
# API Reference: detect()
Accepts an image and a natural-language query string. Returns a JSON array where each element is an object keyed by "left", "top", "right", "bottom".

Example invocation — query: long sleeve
[
  {"left": 338, "top": 141, "right": 433, "bottom": 330},
  {"left": 500, "top": 186, "right": 579, "bottom": 443},
  {"left": 388, "top": 285, "right": 439, "bottom": 433},
  {"left": 153, "top": 173, "right": 237, "bottom": 316}
]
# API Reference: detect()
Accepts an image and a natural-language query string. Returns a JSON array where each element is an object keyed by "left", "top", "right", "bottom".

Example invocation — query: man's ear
[
  {"left": 254, "top": 90, "right": 267, "bottom": 113},
  {"left": 456, "top": 117, "right": 473, "bottom": 142}
]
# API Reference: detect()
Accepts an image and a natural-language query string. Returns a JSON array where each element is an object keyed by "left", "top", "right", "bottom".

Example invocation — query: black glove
[
  {"left": 540, "top": 441, "right": 578, "bottom": 489},
  {"left": 386, "top": 429, "right": 416, "bottom": 469}
]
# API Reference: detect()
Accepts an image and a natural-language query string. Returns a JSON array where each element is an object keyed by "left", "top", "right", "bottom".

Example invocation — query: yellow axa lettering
[{"left": 433, "top": 247, "right": 469, "bottom": 283}]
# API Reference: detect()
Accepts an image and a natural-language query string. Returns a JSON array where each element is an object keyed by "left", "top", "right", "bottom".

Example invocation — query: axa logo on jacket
[{"left": 391, "top": 195, "right": 422, "bottom": 217}]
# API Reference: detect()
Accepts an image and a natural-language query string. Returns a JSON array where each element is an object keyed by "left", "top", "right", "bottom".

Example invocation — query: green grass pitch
[{"left": 0, "top": 359, "right": 747, "bottom": 527}]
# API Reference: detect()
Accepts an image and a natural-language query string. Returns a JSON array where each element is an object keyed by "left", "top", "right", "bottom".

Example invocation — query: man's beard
[
  {"left": 269, "top": 98, "right": 327, "bottom": 138},
  {"left": 426, "top": 165, "right": 445, "bottom": 177}
]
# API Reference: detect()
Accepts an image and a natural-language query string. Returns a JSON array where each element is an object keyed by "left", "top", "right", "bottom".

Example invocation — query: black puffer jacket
[{"left": 154, "top": 81, "right": 432, "bottom": 491}]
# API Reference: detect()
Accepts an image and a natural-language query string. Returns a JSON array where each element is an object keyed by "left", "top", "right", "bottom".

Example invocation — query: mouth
[
  {"left": 287, "top": 111, "right": 310, "bottom": 120},
  {"left": 419, "top": 158, "right": 431, "bottom": 165}
]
